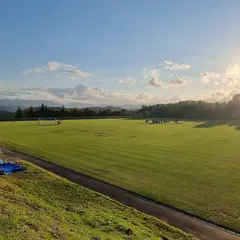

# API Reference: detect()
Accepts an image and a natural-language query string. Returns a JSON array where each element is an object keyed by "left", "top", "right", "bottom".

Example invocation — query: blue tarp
[{"left": 0, "top": 160, "right": 26, "bottom": 174}]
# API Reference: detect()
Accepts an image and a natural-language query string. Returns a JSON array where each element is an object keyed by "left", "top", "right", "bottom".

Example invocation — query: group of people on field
[
  {"left": 145, "top": 119, "right": 169, "bottom": 124},
  {"left": 145, "top": 119, "right": 183, "bottom": 124}
]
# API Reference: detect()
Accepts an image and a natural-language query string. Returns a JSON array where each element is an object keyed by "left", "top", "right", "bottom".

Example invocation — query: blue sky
[{"left": 1, "top": 0, "right": 240, "bottom": 105}]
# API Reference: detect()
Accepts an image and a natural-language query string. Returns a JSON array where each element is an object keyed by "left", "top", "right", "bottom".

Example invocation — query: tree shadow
[
  {"left": 194, "top": 120, "right": 240, "bottom": 131},
  {"left": 122, "top": 118, "right": 240, "bottom": 131}
]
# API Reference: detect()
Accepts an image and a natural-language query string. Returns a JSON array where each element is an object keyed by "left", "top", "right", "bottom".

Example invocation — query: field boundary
[
  {"left": 2, "top": 147, "right": 240, "bottom": 240},
  {"left": 0, "top": 116, "right": 234, "bottom": 122}
]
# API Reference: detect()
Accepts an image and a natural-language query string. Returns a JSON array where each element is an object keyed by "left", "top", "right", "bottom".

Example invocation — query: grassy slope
[
  {"left": 0, "top": 119, "right": 239, "bottom": 232},
  {"left": 0, "top": 158, "right": 195, "bottom": 240}
]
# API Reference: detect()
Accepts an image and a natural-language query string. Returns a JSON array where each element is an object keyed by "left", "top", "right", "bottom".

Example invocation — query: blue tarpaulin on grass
[{"left": 0, "top": 160, "right": 26, "bottom": 174}]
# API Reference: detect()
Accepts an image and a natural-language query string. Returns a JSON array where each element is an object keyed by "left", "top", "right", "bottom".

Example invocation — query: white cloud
[
  {"left": 236, "top": 84, "right": 240, "bottom": 89},
  {"left": 211, "top": 89, "right": 226, "bottom": 100},
  {"left": 142, "top": 66, "right": 190, "bottom": 88},
  {"left": 59, "top": 69, "right": 92, "bottom": 77},
  {"left": 134, "top": 92, "right": 152, "bottom": 101},
  {"left": 23, "top": 67, "right": 46, "bottom": 75},
  {"left": 4, "top": 82, "right": 239, "bottom": 106},
  {"left": 200, "top": 72, "right": 222, "bottom": 84},
  {"left": 149, "top": 78, "right": 165, "bottom": 88},
  {"left": 48, "top": 62, "right": 57, "bottom": 70},
  {"left": 164, "top": 61, "right": 191, "bottom": 70},
  {"left": 0, "top": 83, "right": 185, "bottom": 106},
  {"left": 168, "top": 76, "right": 188, "bottom": 87},
  {"left": 22, "top": 61, "right": 92, "bottom": 78},
  {"left": 33, "top": 67, "right": 46, "bottom": 73},
  {"left": 225, "top": 62, "right": 240, "bottom": 87},
  {"left": 22, "top": 70, "right": 29, "bottom": 75},
  {"left": 119, "top": 76, "right": 136, "bottom": 84},
  {"left": 142, "top": 67, "right": 165, "bottom": 88},
  {"left": 2, "top": 79, "right": 240, "bottom": 106},
  {"left": 204, "top": 88, "right": 240, "bottom": 103},
  {"left": 200, "top": 62, "right": 240, "bottom": 89},
  {"left": 0, "top": 81, "right": 4, "bottom": 88},
  {"left": 142, "top": 67, "right": 160, "bottom": 80},
  {"left": 47, "top": 61, "right": 75, "bottom": 71}
]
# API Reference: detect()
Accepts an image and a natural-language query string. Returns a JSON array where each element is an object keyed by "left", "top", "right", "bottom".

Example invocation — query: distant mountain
[
  {"left": 0, "top": 99, "right": 61, "bottom": 109},
  {"left": 64, "top": 103, "right": 142, "bottom": 110},
  {"left": 118, "top": 104, "right": 142, "bottom": 110},
  {"left": 0, "top": 84, "right": 144, "bottom": 110},
  {"left": 0, "top": 105, "right": 19, "bottom": 112},
  {"left": 0, "top": 83, "right": 237, "bottom": 110},
  {"left": 0, "top": 100, "right": 142, "bottom": 113},
  {"left": 0, "top": 110, "right": 13, "bottom": 118}
]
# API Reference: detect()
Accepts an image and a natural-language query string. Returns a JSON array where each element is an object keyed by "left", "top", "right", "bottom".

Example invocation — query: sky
[{"left": 1, "top": 0, "right": 240, "bottom": 105}]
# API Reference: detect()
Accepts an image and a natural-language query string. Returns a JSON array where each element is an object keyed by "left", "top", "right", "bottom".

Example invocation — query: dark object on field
[
  {"left": 175, "top": 120, "right": 183, "bottom": 124},
  {"left": 0, "top": 160, "right": 26, "bottom": 175},
  {"left": 151, "top": 119, "right": 168, "bottom": 124},
  {"left": 160, "top": 236, "right": 169, "bottom": 240}
]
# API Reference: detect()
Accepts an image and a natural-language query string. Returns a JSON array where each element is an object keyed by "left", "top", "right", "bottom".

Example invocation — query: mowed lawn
[{"left": 0, "top": 119, "right": 239, "bottom": 232}]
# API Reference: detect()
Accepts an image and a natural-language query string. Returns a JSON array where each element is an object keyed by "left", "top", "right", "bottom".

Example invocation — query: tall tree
[
  {"left": 15, "top": 107, "right": 24, "bottom": 118},
  {"left": 28, "top": 106, "right": 35, "bottom": 117},
  {"left": 60, "top": 105, "right": 66, "bottom": 117}
]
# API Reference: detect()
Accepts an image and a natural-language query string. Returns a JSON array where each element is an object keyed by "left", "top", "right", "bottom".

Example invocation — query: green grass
[
  {"left": 0, "top": 119, "right": 239, "bottom": 232},
  {"left": 0, "top": 158, "right": 195, "bottom": 240}
]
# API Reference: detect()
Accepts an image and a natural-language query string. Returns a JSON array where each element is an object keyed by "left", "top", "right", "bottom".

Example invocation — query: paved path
[{"left": 2, "top": 148, "right": 239, "bottom": 240}]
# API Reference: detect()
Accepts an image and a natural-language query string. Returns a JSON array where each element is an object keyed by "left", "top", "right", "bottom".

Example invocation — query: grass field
[
  {"left": 0, "top": 157, "right": 194, "bottom": 240},
  {"left": 0, "top": 119, "right": 239, "bottom": 232}
]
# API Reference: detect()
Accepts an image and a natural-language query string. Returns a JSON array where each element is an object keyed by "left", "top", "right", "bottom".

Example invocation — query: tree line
[
  {"left": 137, "top": 94, "right": 240, "bottom": 120},
  {"left": 14, "top": 104, "right": 135, "bottom": 118},
  {"left": 14, "top": 94, "right": 240, "bottom": 120}
]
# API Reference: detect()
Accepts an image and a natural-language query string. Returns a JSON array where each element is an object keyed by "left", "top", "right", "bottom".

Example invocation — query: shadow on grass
[
  {"left": 194, "top": 120, "right": 240, "bottom": 131},
  {"left": 122, "top": 117, "right": 240, "bottom": 131},
  {"left": 125, "top": 118, "right": 240, "bottom": 131}
]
